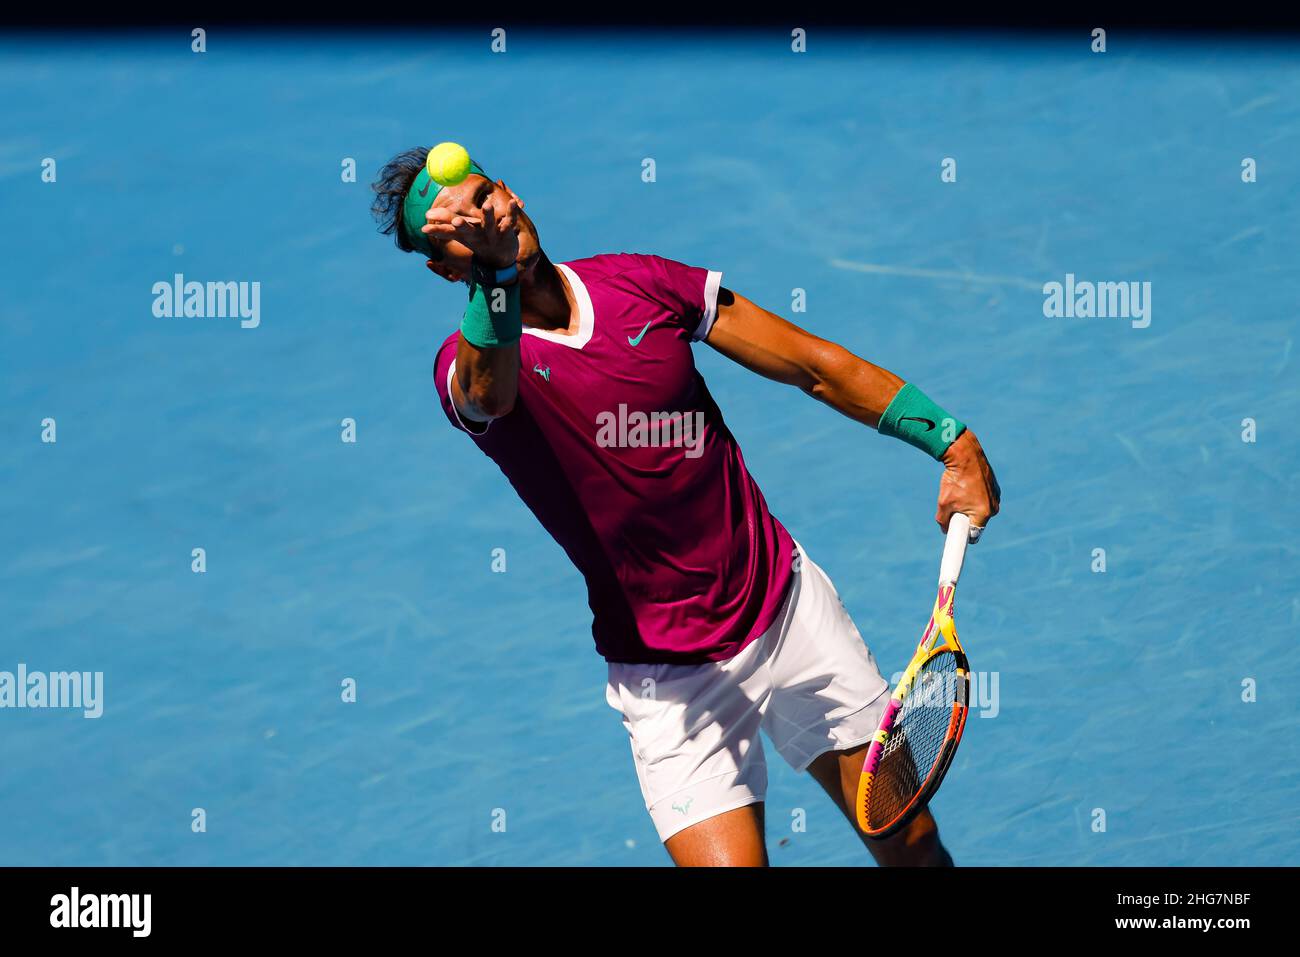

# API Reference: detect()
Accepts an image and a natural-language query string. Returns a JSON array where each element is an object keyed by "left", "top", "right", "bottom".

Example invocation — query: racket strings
[{"left": 866, "top": 649, "right": 960, "bottom": 829}]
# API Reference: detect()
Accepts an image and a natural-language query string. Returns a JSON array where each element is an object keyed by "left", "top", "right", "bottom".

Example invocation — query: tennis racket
[{"left": 856, "top": 512, "right": 974, "bottom": 839}]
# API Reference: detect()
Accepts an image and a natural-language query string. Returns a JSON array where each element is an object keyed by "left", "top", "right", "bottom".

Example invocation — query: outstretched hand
[{"left": 421, "top": 184, "right": 522, "bottom": 270}]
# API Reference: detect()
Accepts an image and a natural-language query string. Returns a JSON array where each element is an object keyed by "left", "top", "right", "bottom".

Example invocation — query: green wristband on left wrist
[
  {"left": 460, "top": 281, "right": 522, "bottom": 348},
  {"left": 470, "top": 257, "right": 518, "bottom": 288}
]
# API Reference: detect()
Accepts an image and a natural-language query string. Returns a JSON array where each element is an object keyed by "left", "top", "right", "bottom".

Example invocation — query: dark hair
[{"left": 371, "top": 146, "right": 440, "bottom": 258}]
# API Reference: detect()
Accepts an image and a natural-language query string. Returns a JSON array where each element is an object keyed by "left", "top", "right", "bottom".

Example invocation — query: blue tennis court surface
[{"left": 2, "top": 31, "right": 1296, "bottom": 865}]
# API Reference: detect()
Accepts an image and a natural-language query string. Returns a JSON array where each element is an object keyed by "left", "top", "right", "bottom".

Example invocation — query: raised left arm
[{"left": 705, "top": 288, "right": 1000, "bottom": 533}]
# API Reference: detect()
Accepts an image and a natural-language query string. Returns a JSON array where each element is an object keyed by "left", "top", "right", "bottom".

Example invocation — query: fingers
[
  {"left": 936, "top": 503, "right": 989, "bottom": 533},
  {"left": 421, "top": 200, "right": 519, "bottom": 243},
  {"left": 423, "top": 211, "right": 482, "bottom": 228},
  {"left": 937, "top": 511, "right": 989, "bottom": 545},
  {"left": 935, "top": 470, "right": 993, "bottom": 534},
  {"left": 421, "top": 219, "right": 482, "bottom": 242},
  {"left": 491, "top": 198, "right": 522, "bottom": 236},
  {"left": 425, "top": 199, "right": 515, "bottom": 229},
  {"left": 499, "top": 180, "right": 525, "bottom": 209},
  {"left": 936, "top": 504, "right": 955, "bottom": 533},
  {"left": 935, "top": 428, "right": 1000, "bottom": 540},
  {"left": 424, "top": 202, "right": 480, "bottom": 224}
]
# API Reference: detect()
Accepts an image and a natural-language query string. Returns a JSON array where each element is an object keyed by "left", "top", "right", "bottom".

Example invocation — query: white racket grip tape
[{"left": 939, "top": 513, "right": 971, "bottom": 586}]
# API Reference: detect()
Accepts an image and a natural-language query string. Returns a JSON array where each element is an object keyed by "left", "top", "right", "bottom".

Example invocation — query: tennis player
[{"left": 372, "top": 148, "right": 1000, "bottom": 866}]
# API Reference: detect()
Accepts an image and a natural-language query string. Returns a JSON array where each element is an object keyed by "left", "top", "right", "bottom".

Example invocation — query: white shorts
[{"left": 605, "top": 543, "right": 890, "bottom": 842}]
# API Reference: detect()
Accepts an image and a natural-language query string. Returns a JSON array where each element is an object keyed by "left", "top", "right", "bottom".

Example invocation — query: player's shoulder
[
  {"left": 563, "top": 252, "right": 691, "bottom": 291},
  {"left": 564, "top": 251, "right": 655, "bottom": 279},
  {"left": 434, "top": 330, "right": 460, "bottom": 363},
  {"left": 432, "top": 330, "right": 461, "bottom": 390}
]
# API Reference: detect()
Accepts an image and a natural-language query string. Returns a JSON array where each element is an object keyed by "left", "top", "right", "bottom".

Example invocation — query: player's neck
[{"left": 519, "top": 251, "right": 579, "bottom": 335}]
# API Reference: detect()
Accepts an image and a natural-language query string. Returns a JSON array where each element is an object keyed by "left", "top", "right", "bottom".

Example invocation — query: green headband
[{"left": 401, "top": 161, "right": 488, "bottom": 257}]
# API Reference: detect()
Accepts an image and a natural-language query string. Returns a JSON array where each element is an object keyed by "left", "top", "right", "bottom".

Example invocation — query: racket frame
[{"left": 855, "top": 514, "right": 973, "bottom": 839}]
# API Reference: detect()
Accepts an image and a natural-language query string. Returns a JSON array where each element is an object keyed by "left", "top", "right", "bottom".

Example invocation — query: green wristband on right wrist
[{"left": 877, "top": 383, "right": 966, "bottom": 460}]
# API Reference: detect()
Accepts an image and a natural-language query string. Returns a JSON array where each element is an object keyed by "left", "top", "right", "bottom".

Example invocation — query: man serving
[{"left": 371, "top": 145, "right": 1000, "bottom": 866}]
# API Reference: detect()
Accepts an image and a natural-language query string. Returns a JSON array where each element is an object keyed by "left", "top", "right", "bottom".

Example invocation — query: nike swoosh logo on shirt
[{"left": 628, "top": 320, "right": 653, "bottom": 346}]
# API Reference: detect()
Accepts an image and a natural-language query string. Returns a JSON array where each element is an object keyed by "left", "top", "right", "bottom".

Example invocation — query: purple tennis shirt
[{"left": 433, "top": 253, "right": 795, "bottom": 664}]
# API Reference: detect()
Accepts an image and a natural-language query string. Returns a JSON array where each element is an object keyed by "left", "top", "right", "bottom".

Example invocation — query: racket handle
[{"left": 939, "top": 513, "right": 971, "bottom": 586}]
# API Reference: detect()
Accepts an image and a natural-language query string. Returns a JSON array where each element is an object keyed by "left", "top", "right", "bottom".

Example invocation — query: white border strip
[
  {"left": 446, "top": 359, "right": 492, "bottom": 434},
  {"left": 694, "top": 269, "right": 724, "bottom": 342},
  {"left": 522, "top": 262, "right": 595, "bottom": 349}
]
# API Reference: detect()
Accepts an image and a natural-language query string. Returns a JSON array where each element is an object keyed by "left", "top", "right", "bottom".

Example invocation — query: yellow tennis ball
[{"left": 426, "top": 142, "right": 472, "bottom": 187}]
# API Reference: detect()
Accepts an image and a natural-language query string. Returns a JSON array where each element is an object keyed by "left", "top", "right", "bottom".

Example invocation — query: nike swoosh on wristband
[
  {"left": 900, "top": 415, "right": 936, "bottom": 431},
  {"left": 628, "top": 320, "right": 653, "bottom": 346}
]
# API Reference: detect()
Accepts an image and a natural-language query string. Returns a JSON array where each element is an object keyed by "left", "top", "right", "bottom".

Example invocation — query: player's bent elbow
[{"left": 468, "top": 384, "right": 517, "bottom": 419}]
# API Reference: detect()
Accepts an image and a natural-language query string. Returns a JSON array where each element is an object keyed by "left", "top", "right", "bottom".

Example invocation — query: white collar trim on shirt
[{"left": 521, "top": 262, "right": 594, "bottom": 349}]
